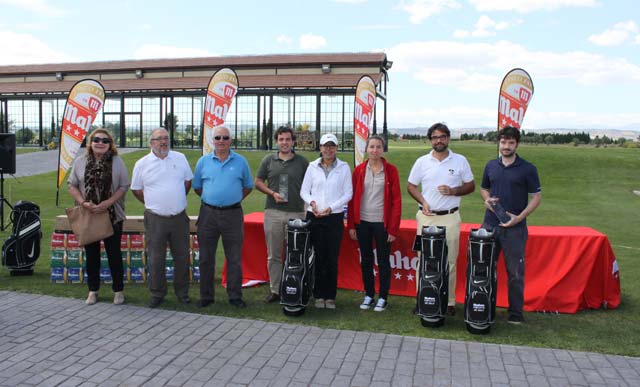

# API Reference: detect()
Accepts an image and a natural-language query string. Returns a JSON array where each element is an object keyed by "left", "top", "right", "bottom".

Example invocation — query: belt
[
  {"left": 418, "top": 206, "right": 459, "bottom": 216},
  {"left": 203, "top": 201, "right": 241, "bottom": 210}
]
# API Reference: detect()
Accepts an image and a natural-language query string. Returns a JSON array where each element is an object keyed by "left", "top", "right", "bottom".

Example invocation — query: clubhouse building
[{"left": 0, "top": 52, "right": 392, "bottom": 150}]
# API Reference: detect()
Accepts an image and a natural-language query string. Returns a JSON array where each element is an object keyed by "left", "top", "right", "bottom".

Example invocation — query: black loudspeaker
[{"left": 0, "top": 133, "right": 16, "bottom": 174}]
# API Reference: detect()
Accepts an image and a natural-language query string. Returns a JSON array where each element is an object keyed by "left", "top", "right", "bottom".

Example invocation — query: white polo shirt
[
  {"left": 407, "top": 149, "right": 474, "bottom": 212},
  {"left": 131, "top": 150, "right": 193, "bottom": 216}
]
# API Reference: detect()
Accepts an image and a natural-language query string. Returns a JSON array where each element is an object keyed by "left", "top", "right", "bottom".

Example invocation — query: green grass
[{"left": 2, "top": 141, "right": 639, "bottom": 356}]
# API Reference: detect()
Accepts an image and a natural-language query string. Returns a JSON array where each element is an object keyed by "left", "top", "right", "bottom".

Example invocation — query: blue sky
[{"left": 1, "top": 0, "right": 639, "bottom": 130}]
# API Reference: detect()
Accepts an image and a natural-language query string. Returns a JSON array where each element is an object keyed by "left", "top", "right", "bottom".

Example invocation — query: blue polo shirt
[
  {"left": 481, "top": 155, "right": 541, "bottom": 228},
  {"left": 193, "top": 150, "right": 254, "bottom": 206}
]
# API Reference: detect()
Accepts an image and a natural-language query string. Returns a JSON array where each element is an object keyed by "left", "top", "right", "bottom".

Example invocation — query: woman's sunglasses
[{"left": 91, "top": 137, "right": 112, "bottom": 144}]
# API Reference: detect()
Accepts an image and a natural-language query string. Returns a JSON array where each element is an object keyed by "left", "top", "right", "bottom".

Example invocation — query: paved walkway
[
  {"left": 0, "top": 291, "right": 638, "bottom": 387},
  {"left": 13, "top": 148, "right": 139, "bottom": 178}
]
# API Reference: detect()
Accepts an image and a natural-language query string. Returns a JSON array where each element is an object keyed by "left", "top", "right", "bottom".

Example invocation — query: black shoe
[
  {"left": 178, "top": 296, "right": 191, "bottom": 305},
  {"left": 198, "top": 299, "right": 214, "bottom": 308},
  {"left": 149, "top": 297, "right": 164, "bottom": 308},
  {"left": 508, "top": 314, "right": 524, "bottom": 324},
  {"left": 229, "top": 298, "right": 247, "bottom": 308},
  {"left": 264, "top": 293, "right": 280, "bottom": 303},
  {"left": 447, "top": 306, "right": 456, "bottom": 316}
]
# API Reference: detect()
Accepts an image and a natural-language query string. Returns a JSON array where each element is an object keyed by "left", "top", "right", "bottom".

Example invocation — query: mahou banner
[
  {"left": 497, "top": 68, "right": 534, "bottom": 130},
  {"left": 202, "top": 68, "right": 238, "bottom": 155},
  {"left": 56, "top": 79, "right": 105, "bottom": 190},
  {"left": 353, "top": 75, "right": 376, "bottom": 166}
]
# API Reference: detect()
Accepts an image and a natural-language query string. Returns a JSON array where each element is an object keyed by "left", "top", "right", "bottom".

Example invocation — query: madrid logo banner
[
  {"left": 202, "top": 68, "right": 239, "bottom": 155},
  {"left": 56, "top": 79, "right": 105, "bottom": 204},
  {"left": 497, "top": 68, "right": 534, "bottom": 130},
  {"left": 353, "top": 75, "right": 376, "bottom": 167}
]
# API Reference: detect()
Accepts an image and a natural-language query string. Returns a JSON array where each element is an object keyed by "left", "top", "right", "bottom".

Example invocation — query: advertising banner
[
  {"left": 56, "top": 79, "right": 105, "bottom": 193},
  {"left": 353, "top": 75, "right": 376, "bottom": 166},
  {"left": 202, "top": 68, "right": 238, "bottom": 155},
  {"left": 497, "top": 68, "right": 534, "bottom": 130}
]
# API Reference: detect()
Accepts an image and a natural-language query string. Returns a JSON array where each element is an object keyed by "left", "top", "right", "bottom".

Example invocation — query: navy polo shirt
[{"left": 481, "top": 155, "right": 541, "bottom": 228}]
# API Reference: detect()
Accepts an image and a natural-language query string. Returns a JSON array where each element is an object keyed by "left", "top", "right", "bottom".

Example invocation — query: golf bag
[
  {"left": 464, "top": 228, "right": 499, "bottom": 334},
  {"left": 2, "top": 201, "right": 42, "bottom": 275},
  {"left": 416, "top": 225, "right": 449, "bottom": 327},
  {"left": 280, "top": 219, "right": 315, "bottom": 316}
]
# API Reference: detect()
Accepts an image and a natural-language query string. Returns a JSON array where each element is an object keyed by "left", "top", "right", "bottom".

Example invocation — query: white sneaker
[
  {"left": 113, "top": 291, "right": 124, "bottom": 305},
  {"left": 85, "top": 291, "right": 98, "bottom": 305},
  {"left": 374, "top": 298, "right": 387, "bottom": 312},
  {"left": 360, "top": 296, "right": 374, "bottom": 310},
  {"left": 325, "top": 299, "right": 336, "bottom": 309},
  {"left": 315, "top": 298, "right": 325, "bottom": 309}
]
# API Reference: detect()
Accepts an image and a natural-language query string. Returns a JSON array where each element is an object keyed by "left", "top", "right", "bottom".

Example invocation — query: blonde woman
[{"left": 68, "top": 129, "right": 130, "bottom": 305}]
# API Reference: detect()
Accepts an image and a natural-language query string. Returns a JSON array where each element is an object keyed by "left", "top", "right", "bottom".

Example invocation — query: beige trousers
[{"left": 415, "top": 210, "right": 462, "bottom": 306}]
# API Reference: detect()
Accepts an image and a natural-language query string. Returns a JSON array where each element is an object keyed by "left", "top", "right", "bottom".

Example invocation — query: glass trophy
[
  {"left": 490, "top": 201, "right": 511, "bottom": 224},
  {"left": 278, "top": 174, "right": 289, "bottom": 202}
]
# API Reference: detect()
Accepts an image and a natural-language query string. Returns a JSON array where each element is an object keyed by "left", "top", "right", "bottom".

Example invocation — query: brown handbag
[{"left": 65, "top": 206, "right": 114, "bottom": 246}]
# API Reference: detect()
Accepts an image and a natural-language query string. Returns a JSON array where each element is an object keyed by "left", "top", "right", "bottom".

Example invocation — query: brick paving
[{"left": 0, "top": 291, "right": 638, "bottom": 386}]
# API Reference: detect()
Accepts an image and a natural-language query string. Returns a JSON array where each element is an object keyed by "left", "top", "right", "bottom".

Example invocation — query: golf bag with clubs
[
  {"left": 416, "top": 225, "right": 449, "bottom": 327},
  {"left": 280, "top": 218, "right": 315, "bottom": 316},
  {"left": 464, "top": 228, "right": 499, "bottom": 334},
  {"left": 2, "top": 201, "right": 42, "bottom": 275}
]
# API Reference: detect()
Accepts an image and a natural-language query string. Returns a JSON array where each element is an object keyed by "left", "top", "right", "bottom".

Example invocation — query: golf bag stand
[
  {"left": 464, "top": 228, "right": 498, "bottom": 334},
  {"left": 416, "top": 225, "right": 449, "bottom": 327},
  {"left": 2, "top": 200, "right": 42, "bottom": 276},
  {"left": 280, "top": 218, "right": 315, "bottom": 316}
]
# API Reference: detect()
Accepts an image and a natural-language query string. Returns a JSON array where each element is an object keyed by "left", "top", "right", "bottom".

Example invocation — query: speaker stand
[{"left": 1, "top": 172, "right": 13, "bottom": 231}]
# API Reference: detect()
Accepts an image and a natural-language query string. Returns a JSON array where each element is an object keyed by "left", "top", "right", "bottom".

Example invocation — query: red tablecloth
[{"left": 224, "top": 212, "right": 620, "bottom": 313}]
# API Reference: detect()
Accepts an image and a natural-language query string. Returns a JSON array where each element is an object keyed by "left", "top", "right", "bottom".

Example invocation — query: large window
[
  {"left": 142, "top": 97, "right": 161, "bottom": 143},
  {"left": 172, "top": 96, "right": 203, "bottom": 148},
  {"left": 234, "top": 95, "right": 258, "bottom": 148},
  {"left": 294, "top": 95, "right": 316, "bottom": 133},
  {"left": 41, "top": 98, "right": 64, "bottom": 147},
  {"left": 103, "top": 97, "right": 121, "bottom": 145},
  {"left": 272, "top": 95, "right": 294, "bottom": 129},
  {"left": 8, "top": 100, "right": 40, "bottom": 146}
]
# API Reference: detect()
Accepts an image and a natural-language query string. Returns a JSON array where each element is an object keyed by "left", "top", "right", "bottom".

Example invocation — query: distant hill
[{"left": 389, "top": 127, "right": 640, "bottom": 140}]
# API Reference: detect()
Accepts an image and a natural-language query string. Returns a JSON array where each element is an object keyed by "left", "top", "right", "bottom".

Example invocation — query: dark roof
[
  {"left": 0, "top": 73, "right": 383, "bottom": 95},
  {"left": 0, "top": 52, "right": 388, "bottom": 75}
]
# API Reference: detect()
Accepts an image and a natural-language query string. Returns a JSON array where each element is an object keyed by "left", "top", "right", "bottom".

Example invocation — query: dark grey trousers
[
  {"left": 493, "top": 225, "right": 528, "bottom": 318},
  {"left": 197, "top": 204, "right": 244, "bottom": 301},
  {"left": 144, "top": 210, "right": 191, "bottom": 300}
]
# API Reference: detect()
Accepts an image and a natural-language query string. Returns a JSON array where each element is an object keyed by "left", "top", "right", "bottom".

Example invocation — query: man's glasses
[
  {"left": 150, "top": 136, "right": 169, "bottom": 142},
  {"left": 91, "top": 137, "right": 111, "bottom": 144},
  {"left": 430, "top": 135, "right": 448, "bottom": 141},
  {"left": 214, "top": 135, "right": 230, "bottom": 141}
]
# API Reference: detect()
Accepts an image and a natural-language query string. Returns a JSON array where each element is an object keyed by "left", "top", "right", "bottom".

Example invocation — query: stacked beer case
[{"left": 50, "top": 230, "right": 200, "bottom": 284}]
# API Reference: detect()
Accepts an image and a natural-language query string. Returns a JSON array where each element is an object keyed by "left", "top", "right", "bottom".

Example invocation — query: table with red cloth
[{"left": 223, "top": 212, "right": 620, "bottom": 313}]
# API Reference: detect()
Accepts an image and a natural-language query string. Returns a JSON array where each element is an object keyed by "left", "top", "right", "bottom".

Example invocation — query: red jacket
[{"left": 347, "top": 158, "right": 402, "bottom": 237}]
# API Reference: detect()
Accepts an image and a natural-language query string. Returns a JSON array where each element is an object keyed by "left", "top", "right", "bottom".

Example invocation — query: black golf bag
[
  {"left": 280, "top": 219, "right": 315, "bottom": 316},
  {"left": 2, "top": 201, "right": 42, "bottom": 275},
  {"left": 464, "top": 228, "right": 499, "bottom": 334},
  {"left": 416, "top": 225, "right": 449, "bottom": 327}
]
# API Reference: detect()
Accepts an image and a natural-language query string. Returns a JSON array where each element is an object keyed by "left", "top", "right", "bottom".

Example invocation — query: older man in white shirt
[{"left": 131, "top": 127, "right": 193, "bottom": 308}]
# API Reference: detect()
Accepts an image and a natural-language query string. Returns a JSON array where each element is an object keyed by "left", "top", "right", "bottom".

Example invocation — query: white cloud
[
  {"left": 453, "top": 15, "right": 521, "bottom": 39},
  {"left": 0, "top": 29, "right": 72, "bottom": 64},
  {"left": 299, "top": 34, "right": 327, "bottom": 50},
  {"left": 0, "top": 0, "right": 67, "bottom": 17},
  {"left": 333, "top": 0, "right": 367, "bottom": 3},
  {"left": 469, "top": 0, "right": 599, "bottom": 13},
  {"left": 133, "top": 44, "right": 212, "bottom": 60},
  {"left": 387, "top": 40, "right": 640, "bottom": 91},
  {"left": 276, "top": 34, "right": 293, "bottom": 45},
  {"left": 141, "top": 24, "right": 152, "bottom": 31},
  {"left": 588, "top": 21, "right": 639, "bottom": 46},
  {"left": 396, "top": 0, "right": 461, "bottom": 24}
]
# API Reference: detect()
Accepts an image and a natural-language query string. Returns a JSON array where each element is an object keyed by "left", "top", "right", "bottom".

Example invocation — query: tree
[{"left": 544, "top": 135, "right": 553, "bottom": 146}]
